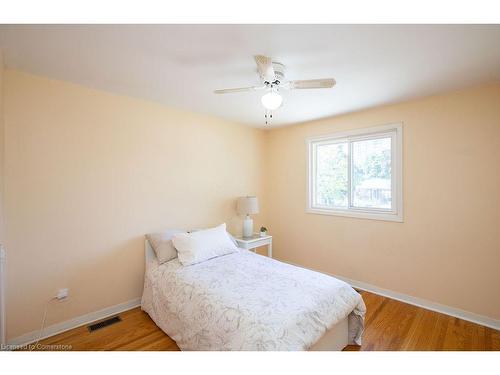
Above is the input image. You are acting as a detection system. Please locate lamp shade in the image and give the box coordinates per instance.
[237,196,259,215]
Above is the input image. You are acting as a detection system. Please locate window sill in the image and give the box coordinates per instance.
[306,207,403,222]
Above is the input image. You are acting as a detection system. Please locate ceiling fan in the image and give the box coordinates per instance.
[214,55,336,124]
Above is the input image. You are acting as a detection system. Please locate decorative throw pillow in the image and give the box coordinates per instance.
[172,223,238,266]
[146,229,185,264]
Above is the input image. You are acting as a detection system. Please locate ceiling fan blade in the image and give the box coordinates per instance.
[289,78,336,89]
[254,55,275,82]
[214,86,265,94]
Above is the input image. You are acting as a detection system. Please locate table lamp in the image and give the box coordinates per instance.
[237,196,259,238]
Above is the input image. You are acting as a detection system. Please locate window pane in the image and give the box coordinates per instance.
[352,137,392,209]
[315,142,348,208]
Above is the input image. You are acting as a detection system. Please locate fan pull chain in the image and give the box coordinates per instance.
[264,110,273,125]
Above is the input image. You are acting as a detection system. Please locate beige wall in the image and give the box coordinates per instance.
[3,68,500,341]
[3,70,265,340]
[0,51,5,344]
[0,51,4,243]
[263,83,500,320]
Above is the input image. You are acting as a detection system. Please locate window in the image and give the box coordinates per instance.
[307,123,403,222]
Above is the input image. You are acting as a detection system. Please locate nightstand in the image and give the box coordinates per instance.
[234,234,272,258]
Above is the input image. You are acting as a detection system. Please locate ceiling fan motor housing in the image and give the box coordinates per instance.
[270,62,285,83]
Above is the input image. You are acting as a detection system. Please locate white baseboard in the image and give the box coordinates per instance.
[7,297,142,348]
[283,260,500,331]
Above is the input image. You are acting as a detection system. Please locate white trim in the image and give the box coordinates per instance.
[305,123,404,143]
[306,207,404,222]
[6,297,141,348]
[283,259,500,331]
[306,122,403,223]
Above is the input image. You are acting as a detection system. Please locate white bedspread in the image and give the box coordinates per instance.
[141,249,365,351]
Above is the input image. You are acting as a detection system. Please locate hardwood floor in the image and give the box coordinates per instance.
[38,307,179,351]
[345,291,499,351]
[37,291,499,351]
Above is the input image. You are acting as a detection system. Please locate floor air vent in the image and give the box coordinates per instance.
[87,315,122,332]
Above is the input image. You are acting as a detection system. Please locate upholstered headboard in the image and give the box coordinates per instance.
[145,239,156,265]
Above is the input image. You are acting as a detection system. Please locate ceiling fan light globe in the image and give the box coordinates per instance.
[261,92,283,110]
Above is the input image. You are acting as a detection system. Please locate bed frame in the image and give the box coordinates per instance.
[144,239,348,351]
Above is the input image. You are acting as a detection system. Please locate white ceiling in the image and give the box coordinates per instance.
[1,25,499,127]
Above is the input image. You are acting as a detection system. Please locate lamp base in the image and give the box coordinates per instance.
[242,216,254,238]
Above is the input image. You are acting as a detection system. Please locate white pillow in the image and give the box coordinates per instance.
[172,223,237,266]
[146,229,185,264]
[190,227,239,247]
[226,232,239,247]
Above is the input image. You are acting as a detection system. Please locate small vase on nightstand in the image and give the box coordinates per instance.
[259,226,268,237]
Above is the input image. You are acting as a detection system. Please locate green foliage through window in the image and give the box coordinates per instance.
[314,136,392,209]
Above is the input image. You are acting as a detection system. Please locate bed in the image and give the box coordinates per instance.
[141,239,365,351]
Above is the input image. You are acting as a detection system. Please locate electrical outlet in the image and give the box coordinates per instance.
[56,288,69,300]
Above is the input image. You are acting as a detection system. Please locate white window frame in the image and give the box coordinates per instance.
[306,123,403,222]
